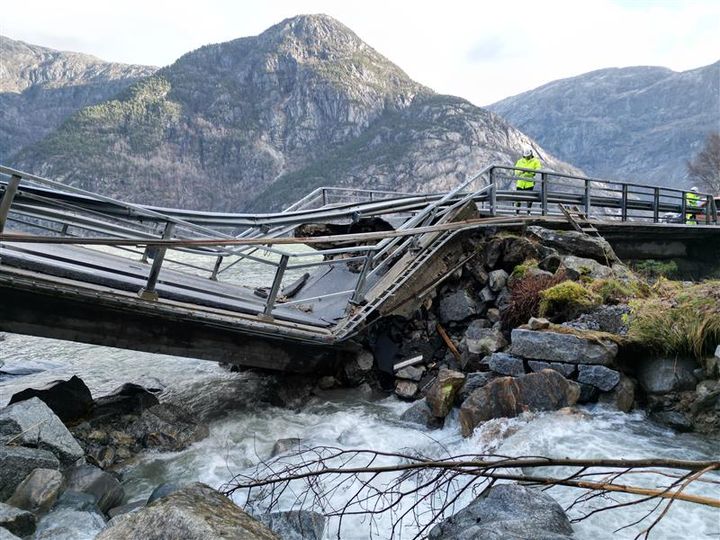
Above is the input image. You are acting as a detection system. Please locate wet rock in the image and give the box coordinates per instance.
[0,446,59,500]
[8,376,93,423]
[394,380,418,400]
[599,374,635,412]
[396,365,425,382]
[651,410,693,432]
[147,482,182,504]
[437,287,483,323]
[6,468,63,514]
[426,368,466,418]
[465,325,507,356]
[578,365,621,392]
[317,376,338,390]
[459,370,580,437]
[527,226,616,262]
[487,269,509,292]
[0,397,84,466]
[527,361,576,377]
[0,503,35,537]
[637,357,698,394]
[91,383,160,421]
[64,464,124,513]
[127,403,209,451]
[428,484,574,540]
[487,352,525,376]
[510,329,618,366]
[33,508,105,540]
[107,501,145,519]
[271,438,303,457]
[257,510,326,540]
[560,255,613,280]
[528,317,551,330]
[0,527,20,539]
[578,383,600,404]
[342,350,374,385]
[399,399,444,429]
[457,372,498,403]
[53,491,101,513]
[502,236,540,266]
[87,445,116,469]
[96,482,278,540]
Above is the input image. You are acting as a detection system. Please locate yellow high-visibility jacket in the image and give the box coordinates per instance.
[686,191,700,224]
[514,157,542,189]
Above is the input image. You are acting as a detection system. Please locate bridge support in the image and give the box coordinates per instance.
[138,222,176,301]
[0,174,21,233]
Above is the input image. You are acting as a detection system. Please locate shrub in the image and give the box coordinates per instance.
[589,278,636,305]
[538,281,602,321]
[501,271,566,329]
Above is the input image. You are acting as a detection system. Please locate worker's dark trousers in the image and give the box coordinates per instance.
[515,185,535,213]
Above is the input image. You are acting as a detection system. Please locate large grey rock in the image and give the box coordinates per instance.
[399,399,444,429]
[33,508,105,540]
[465,324,508,356]
[460,370,580,437]
[0,503,35,538]
[528,361,576,377]
[396,365,425,382]
[91,383,160,421]
[560,255,612,280]
[64,464,124,513]
[426,369,465,418]
[578,365,621,392]
[599,374,635,412]
[511,329,618,365]
[0,446,59,500]
[6,468,63,514]
[428,484,574,539]
[438,287,483,323]
[257,511,326,540]
[564,305,630,335]
[127,403,209,451]
[147,483,182,504]
[457,372,498,403]
[637,357,697,394]
[96,482,278,540]
[394,380,418,400]
[9,376,93,423]
[526,226,616,262]
[53,491,102,513]
[487,352,525,376]
[0,398,84,466]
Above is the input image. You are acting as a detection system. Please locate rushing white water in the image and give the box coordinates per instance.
[1,246,718,539]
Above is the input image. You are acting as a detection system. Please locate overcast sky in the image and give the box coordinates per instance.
[2,0,718,105]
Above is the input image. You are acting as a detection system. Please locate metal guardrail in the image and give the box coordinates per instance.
[0,163,717,341]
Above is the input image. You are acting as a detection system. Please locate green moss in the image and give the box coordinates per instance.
[511,259,539,280]
[632,259,679,279]
[589,278,636,304]
[539,280,602,319]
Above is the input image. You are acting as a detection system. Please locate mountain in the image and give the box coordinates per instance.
[488,62,720,188]
[0,35,156,160]
[9,15,577,211]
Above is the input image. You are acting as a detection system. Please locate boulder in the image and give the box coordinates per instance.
[0,398,84,466]
[428,484,574,540]
[6,468,63,514]
[91,383,160,421]
[457,372,498,403]
[64,464,124,513]
[426,369,466,418]
[0,446,59,500]
[637,357,698,394]
[465,325,507,356]
[528,317,550,330]
[650,410,693,432]
[502,236,540,266]
[465,257,489,286]
[564,305,630,335]
[147,482,183,504]
[394,380,418,400]
[96,483,278,540]
[479,285,496,303]
[578,365,621,392]
[271,438,303,457]
[510,329,618,366]
[486,308,501,323]
[487,352,525,376]
[527,226,616,263]
[8,376,93,423]
[342,350,374,385]
[33,508,106,540]
[0,503,35,538]
[459,370,580,437]
[53,491,102,513]
[483,237,504,268]
[107,501,145,519]
[560,255,613,280]
[396,365,425,382]
[599,374,636,412]
[399,399,444,429]
[578,383,600,404]
[317,376,338,390]
[527,361,576,378]
[539,253,562,274]
[127,403,209,451]
[437,287,483,323]
[257,511,326,540]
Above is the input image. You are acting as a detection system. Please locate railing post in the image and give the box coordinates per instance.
[350,250,373,305]
[653,188,660,223]
[681,191,687,224]
[584,179,591,217]
[541,173,548,216]
[489,171,497,216]
[321,188,327,207]
[60,223,70,235]
[0,174,21,234]
[210,255,224,280]
[138,222,175,301]
[621,184,628,222]
[263,254,289,318]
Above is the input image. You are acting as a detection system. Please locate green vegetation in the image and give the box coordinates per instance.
[510,259,539,280]
[632,259,679,279]
[588,277,647,304]
[627,280,720,360]
[539,280,602,319]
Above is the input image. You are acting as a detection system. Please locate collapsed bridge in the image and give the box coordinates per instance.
[0,164,717,372]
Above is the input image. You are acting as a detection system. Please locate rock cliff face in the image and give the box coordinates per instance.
[9,15,576,211]
[0,35,156,159]
[488,62,720,189]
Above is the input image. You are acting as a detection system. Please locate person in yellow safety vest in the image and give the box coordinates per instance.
[685,186,700,225]
[514,147,542,213]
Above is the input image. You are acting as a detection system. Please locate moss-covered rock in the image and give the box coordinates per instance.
[539,281,601,320]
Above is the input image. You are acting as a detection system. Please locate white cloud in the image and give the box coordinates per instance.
[1,0,717,105]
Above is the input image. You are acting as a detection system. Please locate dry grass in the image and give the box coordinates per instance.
[501,270,566,329]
